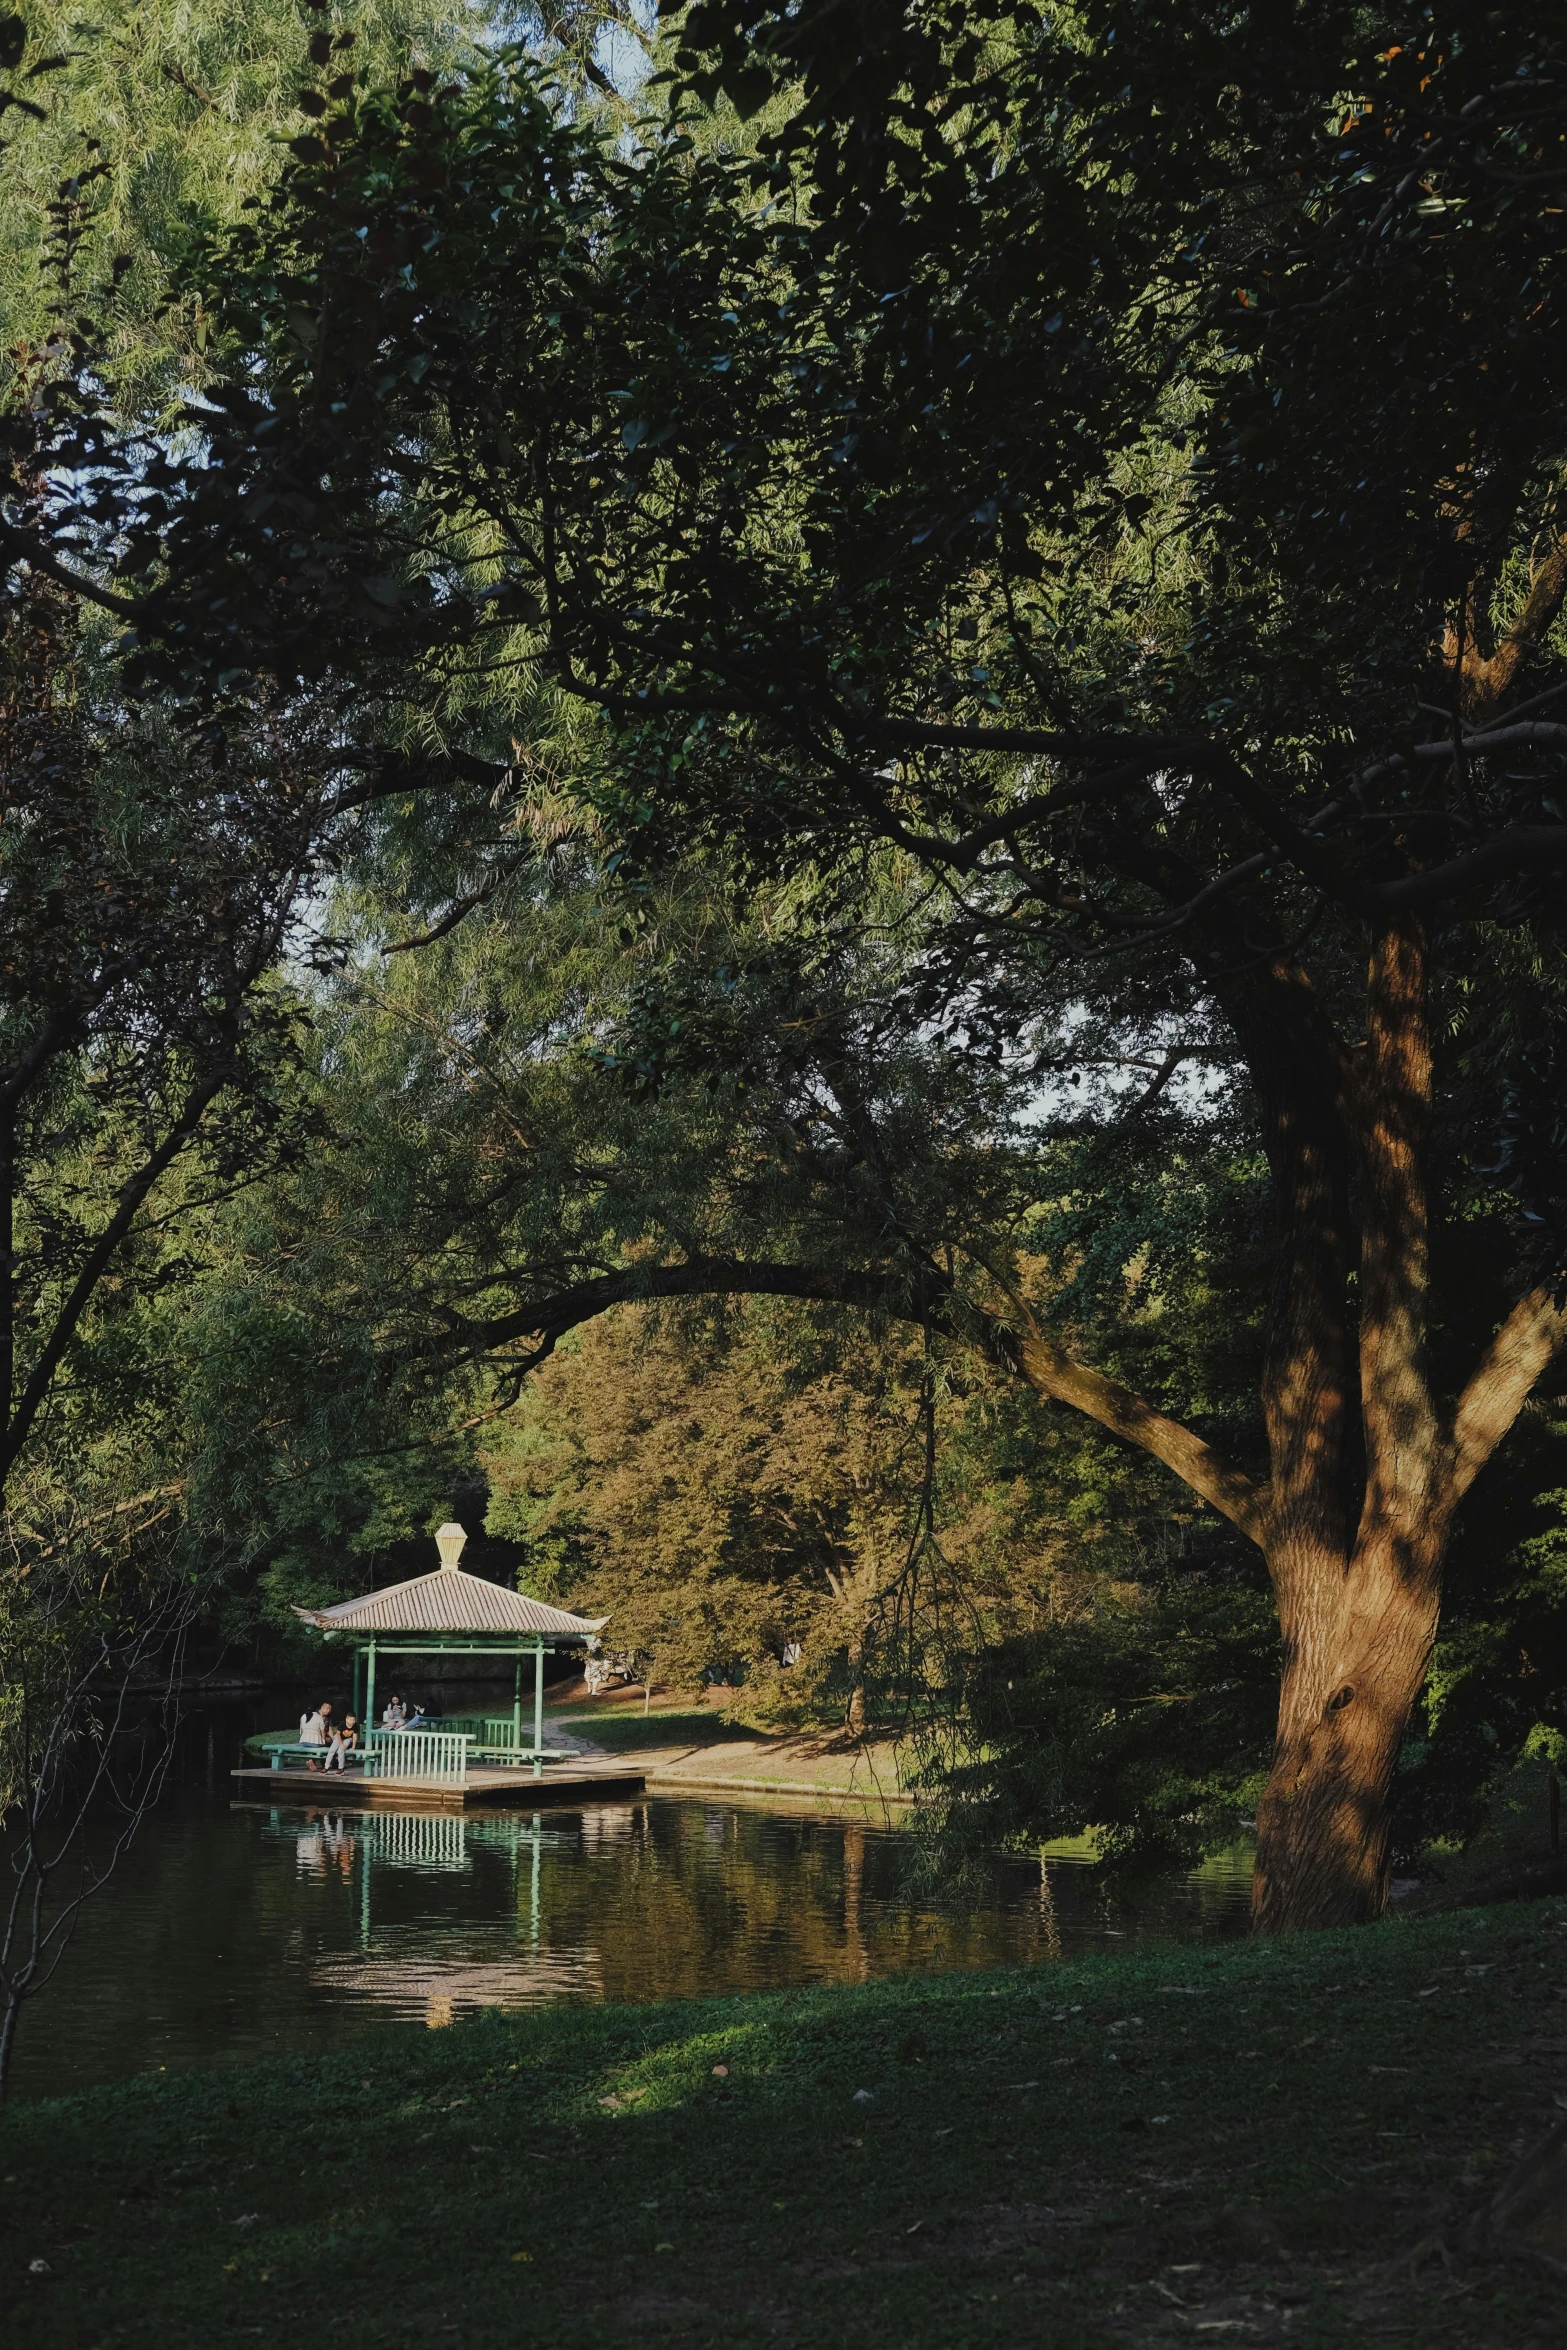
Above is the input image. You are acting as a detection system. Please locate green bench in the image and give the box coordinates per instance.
[246,1722,565,1775]
[256,1737,367,1771]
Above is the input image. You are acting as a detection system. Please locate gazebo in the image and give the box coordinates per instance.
[291,1522,607,1780]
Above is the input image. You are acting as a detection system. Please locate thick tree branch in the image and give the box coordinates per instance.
[457,1253,1269,1545]
[1354,917,1439,1542]
[1447,1285,1567,1504]
[463,1256,941,1362]
[1460,533,1567,720]
[1371,823,1567,910]
[1097,797,1363,1562]
[1012,1314,1270,1546]
[1213,951,1357,1566]
[1412,720,1567,759]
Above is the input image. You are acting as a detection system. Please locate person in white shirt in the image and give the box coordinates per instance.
[381,1694,407,1730]
[299,1703,327,1771]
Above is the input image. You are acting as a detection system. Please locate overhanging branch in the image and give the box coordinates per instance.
[1013,1313,1271,1546]
[448,1252,1269,1544]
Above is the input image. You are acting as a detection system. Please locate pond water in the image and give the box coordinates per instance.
[8,1709,1254,2104]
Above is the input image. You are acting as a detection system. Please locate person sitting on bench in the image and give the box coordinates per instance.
[324,1713,360,1773]
[381,1693,407,1730]
[299,1701,327,1771]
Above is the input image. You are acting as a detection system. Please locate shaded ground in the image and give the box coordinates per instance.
[3,1896,1563,2346]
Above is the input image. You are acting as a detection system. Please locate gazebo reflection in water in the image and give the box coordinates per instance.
[270,1800,594,2015]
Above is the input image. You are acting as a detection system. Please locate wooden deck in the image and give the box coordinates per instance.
[230,1762,646,1812]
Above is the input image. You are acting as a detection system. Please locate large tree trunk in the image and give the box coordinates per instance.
[1250,1275,1567,1928]
[1252,1529,1443,1929]
[1252,917,1446,1929]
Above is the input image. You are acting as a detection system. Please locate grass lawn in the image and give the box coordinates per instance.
[3,1896,1564,2348]
[548,1703,759,1753]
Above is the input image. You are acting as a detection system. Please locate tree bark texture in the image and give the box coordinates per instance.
[1252,1529,1443,1929]
[1253,919,1448,1929]
[1237,531,1567,1921]
[1053,897,1566,1929]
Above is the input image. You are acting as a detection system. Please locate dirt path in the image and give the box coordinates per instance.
[548,1699,912,1809]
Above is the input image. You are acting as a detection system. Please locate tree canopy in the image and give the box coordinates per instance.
[5,1,1567,1933]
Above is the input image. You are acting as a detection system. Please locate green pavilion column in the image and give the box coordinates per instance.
[533,1638,544,1779]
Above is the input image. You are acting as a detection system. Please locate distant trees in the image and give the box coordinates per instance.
[486,1302,933,1720]
[482,1292,1279,1800]
[180,846,1289,1821]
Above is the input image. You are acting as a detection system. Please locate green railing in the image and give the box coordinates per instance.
[248,1717,565,1777]
[365,1728,472,1788]
[391,1714,559,1762]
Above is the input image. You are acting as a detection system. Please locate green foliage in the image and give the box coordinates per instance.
[0,0,494,393]
[133,0,1567,1317]
[953,1567,1280,1870]
[485,1298,970,1721]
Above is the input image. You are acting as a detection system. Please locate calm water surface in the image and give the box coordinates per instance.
[11,1716,1253,2102]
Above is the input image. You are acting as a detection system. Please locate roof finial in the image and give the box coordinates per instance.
[434,1521,468,1572]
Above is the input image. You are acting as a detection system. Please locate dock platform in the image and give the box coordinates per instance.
[231,1763,646,1811]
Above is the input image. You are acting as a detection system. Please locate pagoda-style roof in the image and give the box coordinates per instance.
[293,1564,606,1641]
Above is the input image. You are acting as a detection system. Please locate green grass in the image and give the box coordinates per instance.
[4,1898,1565,2347]
[548,1704,762,1753]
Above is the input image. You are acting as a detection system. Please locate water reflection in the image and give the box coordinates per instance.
[301,1809,601,2019]
[9,1789,1253,2102]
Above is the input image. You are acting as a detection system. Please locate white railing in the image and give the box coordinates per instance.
[373,1812,470,1869]
[366,1729,472,1788]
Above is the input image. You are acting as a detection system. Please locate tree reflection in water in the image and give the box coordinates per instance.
[8,1793,1252,2100]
